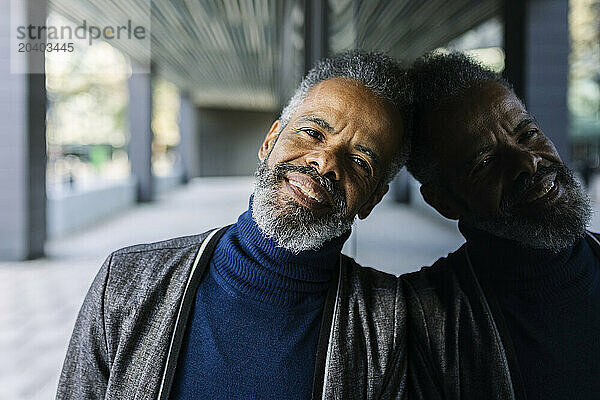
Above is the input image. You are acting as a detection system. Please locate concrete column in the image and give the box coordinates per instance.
[179,94,199,182]
[304,0,329,74]
[504,0,570,163]
[128,68,153,202]
[0,0,47,260]
[277,0,298,106]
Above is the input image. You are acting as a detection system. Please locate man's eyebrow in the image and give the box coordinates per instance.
[514,117,537,133]
[297,116,334,132]
[354,144,380,166]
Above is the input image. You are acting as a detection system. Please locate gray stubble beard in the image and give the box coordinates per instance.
[252,160,355,253]
[464,165,592,251]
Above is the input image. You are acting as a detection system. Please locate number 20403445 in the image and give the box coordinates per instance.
[18,42,74,52]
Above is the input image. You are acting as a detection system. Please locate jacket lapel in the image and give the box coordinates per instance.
[457,248,521,400]
[157,226,230,400]
[311,256,342,400]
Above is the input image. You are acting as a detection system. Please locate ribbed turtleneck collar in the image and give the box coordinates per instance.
[210,199,349,308]
[459,222,599,305]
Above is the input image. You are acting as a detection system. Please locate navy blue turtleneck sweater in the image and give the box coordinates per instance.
[461,224,600,400]
[170,203,347,399]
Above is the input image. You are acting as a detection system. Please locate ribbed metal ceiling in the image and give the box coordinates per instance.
[151,0,279,109]
[48,0,152,69]
[330,0,501,60]
[49,0,279,110]
[49,0,500,111]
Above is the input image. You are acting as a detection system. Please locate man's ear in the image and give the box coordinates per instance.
[258,120,281,161]
[358,184,389,220]
[419,184,465,220]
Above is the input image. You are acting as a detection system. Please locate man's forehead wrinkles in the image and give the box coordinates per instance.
[467,109,515,136]
[499,94,515,110]
[497,94,527,119]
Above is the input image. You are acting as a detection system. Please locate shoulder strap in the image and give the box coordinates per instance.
[158,225,230,400]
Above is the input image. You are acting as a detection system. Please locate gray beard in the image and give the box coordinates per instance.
[252,160,354,253]
[463,165,592,251]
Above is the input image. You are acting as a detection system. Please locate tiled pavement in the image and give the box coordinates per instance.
[0,260,98,400]
[3,176,599,399]
[0,177,260,400]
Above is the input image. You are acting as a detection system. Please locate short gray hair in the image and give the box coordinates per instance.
[279,50,411,185]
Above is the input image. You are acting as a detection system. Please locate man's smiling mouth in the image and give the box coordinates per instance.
[283,172,332,209]
[513,172,563,211]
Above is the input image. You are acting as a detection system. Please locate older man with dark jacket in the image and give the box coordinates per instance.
[57,51,411,400]
[402,52,600,399]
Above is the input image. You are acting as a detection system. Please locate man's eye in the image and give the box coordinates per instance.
[519,128,539,143]
[474,157,493,172]
[301,128,323,140]
[351,156,370,172]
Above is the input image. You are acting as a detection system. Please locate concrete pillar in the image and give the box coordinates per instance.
[504,0,570,163]
[277,0,299,106]
[0,0,47,260]
[179,94,199,182]
[128,68,153,202]
[304,0,329,74]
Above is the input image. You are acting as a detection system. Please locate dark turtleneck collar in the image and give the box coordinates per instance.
[459,222,599,306]
[209,198,350,308]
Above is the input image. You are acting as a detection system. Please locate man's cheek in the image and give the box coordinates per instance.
[489,191,505,216]
[345,191,362,215]
[469,189,498,217]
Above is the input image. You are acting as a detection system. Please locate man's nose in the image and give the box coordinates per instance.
[306,150,341,181]
[509,149,542,182]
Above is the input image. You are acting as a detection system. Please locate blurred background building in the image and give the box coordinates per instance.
[0,0,599,398]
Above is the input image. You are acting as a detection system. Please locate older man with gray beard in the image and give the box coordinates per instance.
[403,52,599,400]
[57,51,411,400]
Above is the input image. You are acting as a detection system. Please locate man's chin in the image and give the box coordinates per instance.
[467,166,592,250]
[276,194,332,218]
[468,199,590,251]
[252,203,354,253]
[253,185,352,254]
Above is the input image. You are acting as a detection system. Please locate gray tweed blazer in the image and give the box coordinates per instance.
[57,227,406,399]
